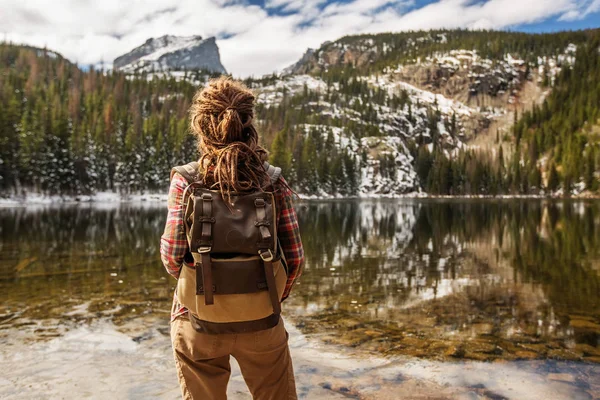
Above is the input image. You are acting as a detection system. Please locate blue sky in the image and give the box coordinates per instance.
[517,12,600,32]
[250,0,599,31]
[1,0,598,77]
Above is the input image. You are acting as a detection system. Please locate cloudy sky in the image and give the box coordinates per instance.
[1,0,599,77]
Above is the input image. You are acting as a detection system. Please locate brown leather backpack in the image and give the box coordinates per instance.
[171,161,288,334]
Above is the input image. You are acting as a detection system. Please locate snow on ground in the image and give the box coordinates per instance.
[0,192,168,206]
[297,124,360,151]
[122,70,208,87]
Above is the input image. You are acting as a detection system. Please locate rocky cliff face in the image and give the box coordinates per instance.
[284,38,379,75]
[252,31,585,196]
[251,74,474,195]
[283,37,536,109]
[113,35,226,74]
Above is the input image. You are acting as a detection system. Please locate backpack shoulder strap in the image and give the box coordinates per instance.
[263,161,282,185]
[171,161,201,184]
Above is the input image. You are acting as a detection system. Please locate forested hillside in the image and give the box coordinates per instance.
[513,35,600,194]
[0,44,209,194]
[257,29,600,196]
[286,29,592,75]
[0,28,599,198]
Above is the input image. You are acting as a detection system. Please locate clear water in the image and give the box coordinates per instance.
[0,199,598,399]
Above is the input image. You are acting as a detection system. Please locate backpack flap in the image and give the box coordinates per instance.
[189,189,277,255]
[188,188,278,310]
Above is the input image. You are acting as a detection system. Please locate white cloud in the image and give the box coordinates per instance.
[560,0,600,20]
[0,0,595,77]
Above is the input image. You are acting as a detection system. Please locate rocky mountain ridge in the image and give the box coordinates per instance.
[113,35,226,74]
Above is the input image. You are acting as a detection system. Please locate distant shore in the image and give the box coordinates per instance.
[2,190,600,206]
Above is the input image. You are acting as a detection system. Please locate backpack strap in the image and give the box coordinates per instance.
[255,197,282,316]
[174,161,277,184]
[263,161,281,185]
[171,161,201,183]
[197,193,215,306]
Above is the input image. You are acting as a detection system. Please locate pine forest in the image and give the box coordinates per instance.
[1,28,599,198]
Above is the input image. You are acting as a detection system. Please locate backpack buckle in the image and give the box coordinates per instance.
[198,246,212,254]
[258,249,274,262]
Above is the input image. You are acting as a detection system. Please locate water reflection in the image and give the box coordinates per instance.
[292,200,600,361]
[1,200,599,362]
[0,205,172,328]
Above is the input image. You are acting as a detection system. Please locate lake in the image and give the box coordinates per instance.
[0,199,599,399]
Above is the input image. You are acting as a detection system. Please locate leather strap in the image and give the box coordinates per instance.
[255,196,279,314]
[185,256,281,295]
[199,194,213,248]
[197,193,214,305]
[189,311,280,334]
[254,198,272,244]
[262,255,281,315]
[200,254,213,305]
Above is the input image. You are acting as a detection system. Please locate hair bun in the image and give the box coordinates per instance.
[189,76,269,202]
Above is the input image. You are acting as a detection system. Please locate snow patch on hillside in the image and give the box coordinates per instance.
[359,136,419,196]
[255,75,330,106]
[138,36,203,63]
[367,75,475,117]
[252,73,474,195]
[537,43,577,86]
[114,35,226,74]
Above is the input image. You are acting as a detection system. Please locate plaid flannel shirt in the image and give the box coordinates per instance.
[160,172,304,321]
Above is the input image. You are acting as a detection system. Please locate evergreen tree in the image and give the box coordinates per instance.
[584,148,597,191]
[547,162,560,192]
[270,127,291,173]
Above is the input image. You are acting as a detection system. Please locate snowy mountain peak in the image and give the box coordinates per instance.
[114,35,226,74]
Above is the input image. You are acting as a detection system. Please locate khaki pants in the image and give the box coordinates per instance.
[171,316,297,400]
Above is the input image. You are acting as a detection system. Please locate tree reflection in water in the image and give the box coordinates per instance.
[293,200,600,361]
[0,200,599,361]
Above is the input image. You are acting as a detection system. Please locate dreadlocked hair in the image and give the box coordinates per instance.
[189,76,270,202]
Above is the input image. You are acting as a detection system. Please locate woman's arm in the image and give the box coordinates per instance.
[160,172,191,279]
[275,177,305,300]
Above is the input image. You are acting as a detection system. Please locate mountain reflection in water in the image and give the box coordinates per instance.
[0,200,599,363]
[292,200,600,362]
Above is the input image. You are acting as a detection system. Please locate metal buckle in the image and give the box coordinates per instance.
[258,249,274,262]
[198,246,212,254]
[254,198,265,206]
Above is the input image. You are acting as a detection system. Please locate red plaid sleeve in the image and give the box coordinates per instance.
[160,173,190,280]
[274,177,305,300]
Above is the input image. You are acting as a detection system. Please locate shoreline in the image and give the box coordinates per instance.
[2,191,600,207]
[0,315,597,400]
